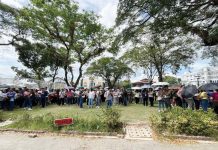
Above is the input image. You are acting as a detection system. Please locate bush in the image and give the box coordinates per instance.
[8,113,59,131]
[150,107,218,139]
[5,108,124,133]
[101,108,123,133]
[64,117,106,132]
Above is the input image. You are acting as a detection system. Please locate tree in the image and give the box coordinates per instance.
[17,0,110,87]
[86,57,134,89]
[163,76,179,85]
[116,80,131,89]
[123,36,195,82]
[11,38,54,88]
[116,0,218,46]
[0,2,23,45]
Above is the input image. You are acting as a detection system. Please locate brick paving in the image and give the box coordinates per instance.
[125,124,152,139]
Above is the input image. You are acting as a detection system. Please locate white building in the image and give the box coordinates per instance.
[181,67,218,86]
[81,76,105,89]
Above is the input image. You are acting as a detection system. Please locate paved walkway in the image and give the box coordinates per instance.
[125,123,152,140]
[0,132,218,150]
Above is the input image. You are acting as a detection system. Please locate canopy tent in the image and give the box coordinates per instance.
[152,82,169,86]
[0,84,10,89]
[141,84,151,89]
[131,87,141,90]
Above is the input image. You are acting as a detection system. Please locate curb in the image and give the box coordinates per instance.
[0,128,124,138]
[165,134,216,142]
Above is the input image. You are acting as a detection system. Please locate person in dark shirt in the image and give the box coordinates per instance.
[41,88,48,108]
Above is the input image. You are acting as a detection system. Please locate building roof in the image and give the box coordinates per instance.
[131,78,149,84]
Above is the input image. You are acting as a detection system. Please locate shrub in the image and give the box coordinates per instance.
[150,107,218,139]
[6,108,124,133]
[101,108,123,133]
[8,113,59,131]
[64,117,106,132]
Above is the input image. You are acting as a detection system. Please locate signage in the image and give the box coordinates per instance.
[54,118,73,126]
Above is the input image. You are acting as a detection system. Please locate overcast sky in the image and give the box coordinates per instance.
[0,0,210,80]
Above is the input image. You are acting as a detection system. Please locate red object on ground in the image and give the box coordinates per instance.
[54,118,73,126]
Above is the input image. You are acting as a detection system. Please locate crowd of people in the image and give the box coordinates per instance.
[0,85,218,113]
[156,86,218,113]
[0,87,132,111]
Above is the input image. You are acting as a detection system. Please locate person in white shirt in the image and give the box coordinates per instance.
[59,89,65,105]
[134,90,140,104]
[157,88,165,112]
[88,89,95,108]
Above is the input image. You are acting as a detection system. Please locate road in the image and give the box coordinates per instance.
[0,132,218,150]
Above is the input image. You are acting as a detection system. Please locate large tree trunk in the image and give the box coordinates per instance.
[157,69,163,82]
[64,65,70,86]
[68,67,74,86]
[74,65,83,88]
[107,79,113,89]
[52,67,58,83]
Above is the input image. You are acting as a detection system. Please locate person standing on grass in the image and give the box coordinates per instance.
[23,89,30,110]
[41,88,48,108]
[148,88,155,107]
[122,89,128,106]
[157,88,165,112]
[59,89,65,105]
[88,89,95,108]
[212,89,218,113]
[66,89,73,105]
[79,90,85,108]
[29,89,36,110]
[96,89,101,108]
[199,89,209,112]
[105,89,113,108]
[118,89,123,105]
[7,88,16,111]
[162,86,171,109]
[141,89,147,106]
[134,90,140,104]
[193,91,200,110]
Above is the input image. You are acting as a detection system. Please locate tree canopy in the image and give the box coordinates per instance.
[163,76,179,85]
[0,2,22,45]
[116,0,218,47]
[86,57,134,89]
[16,0,110,87]
[11,39,52,87]
[123,36,195,82]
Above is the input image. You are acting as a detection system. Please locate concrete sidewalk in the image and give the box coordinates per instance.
[0,132,218,150]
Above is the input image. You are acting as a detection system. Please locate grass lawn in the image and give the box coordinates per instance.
[1,103,158,123]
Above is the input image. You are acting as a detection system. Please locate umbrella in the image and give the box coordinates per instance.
[181,85,198,98]
[141,84,151,89]
[199,83,218,92]
[131,87,141,90]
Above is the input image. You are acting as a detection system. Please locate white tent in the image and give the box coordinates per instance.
[152,82,169,86]
[131,87,141,90]
[141,85,151,89]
